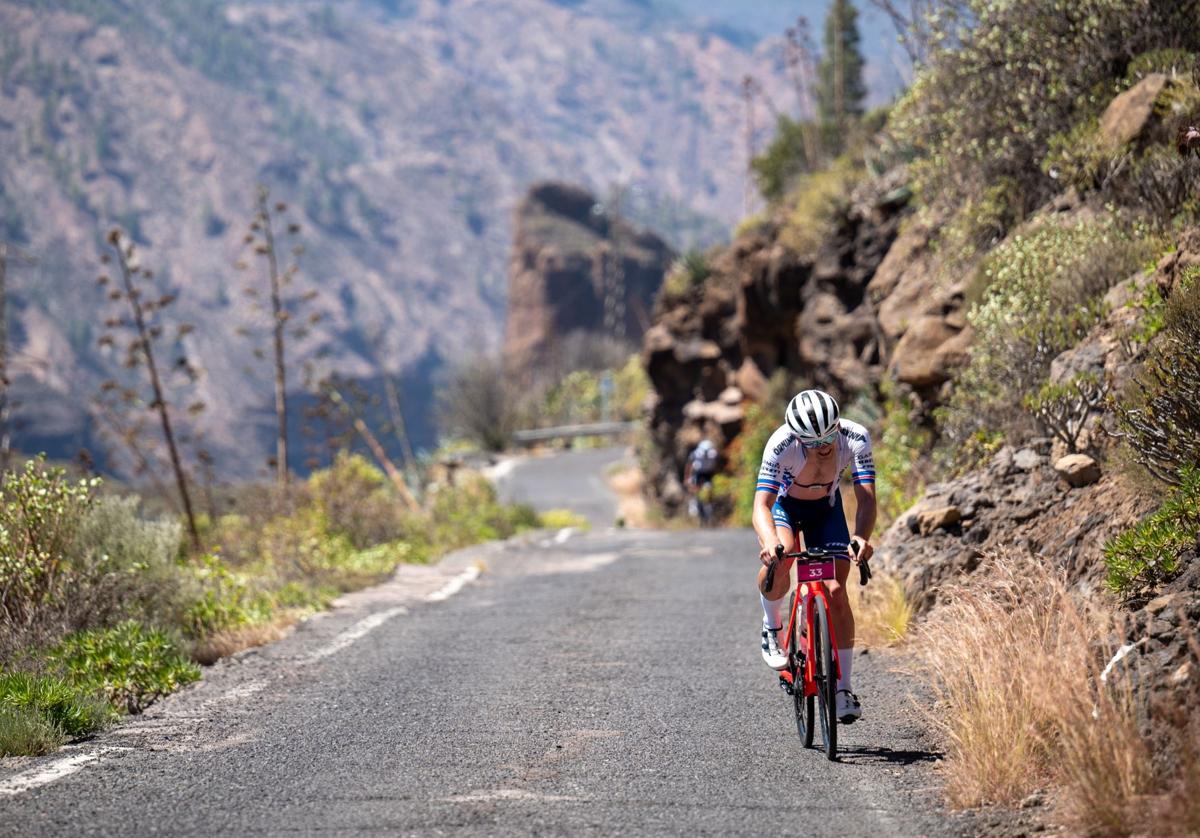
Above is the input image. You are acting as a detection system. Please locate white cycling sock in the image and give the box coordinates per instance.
[837,648,853,692]
[760,593,785,631]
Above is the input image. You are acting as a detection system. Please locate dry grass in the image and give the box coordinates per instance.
[190,616,294,666]
[911,552,1155,820]
[849,571,911,649]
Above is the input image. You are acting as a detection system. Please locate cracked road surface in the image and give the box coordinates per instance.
[0,448,967,836]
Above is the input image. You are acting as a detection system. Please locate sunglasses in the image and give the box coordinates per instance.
[800,429,839,449]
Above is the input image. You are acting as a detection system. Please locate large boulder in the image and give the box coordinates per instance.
[888,315,972,389]
[1099,73,1172,149]
[1055,454,1101,487]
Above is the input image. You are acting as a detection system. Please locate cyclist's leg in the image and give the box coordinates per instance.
[758,499,800,629]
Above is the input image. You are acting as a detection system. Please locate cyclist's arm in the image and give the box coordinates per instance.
[847,422,877,561]
[754,425,795,563]
[753,490,779,561]
[849,480,878,557]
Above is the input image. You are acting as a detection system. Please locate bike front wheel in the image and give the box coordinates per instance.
[792,617,814,747]
[813,594,837,761]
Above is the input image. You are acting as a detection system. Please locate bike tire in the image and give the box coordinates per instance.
[792,600,814,747]
[813,595,838,761]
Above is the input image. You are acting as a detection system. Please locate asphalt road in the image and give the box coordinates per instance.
[488,445,630,529]
[0,451,971,836]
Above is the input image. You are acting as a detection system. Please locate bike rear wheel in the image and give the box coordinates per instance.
[813,595,837,760]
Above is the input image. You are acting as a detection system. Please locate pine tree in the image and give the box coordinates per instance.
[816,0,867,144]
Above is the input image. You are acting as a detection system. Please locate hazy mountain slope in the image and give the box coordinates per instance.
[0,0,789,476]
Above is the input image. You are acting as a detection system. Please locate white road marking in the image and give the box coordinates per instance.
[426,565,481,603]
[484,458,519,481]
[305,606,408,664]
[211,680,268,706]
[443,788,582,804]
[537,552,620,575]
[0,748,129,797]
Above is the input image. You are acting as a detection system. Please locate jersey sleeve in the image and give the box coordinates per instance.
[756,427,791,495]
[849,428,875,486]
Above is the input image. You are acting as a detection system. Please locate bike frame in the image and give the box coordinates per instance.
[777,571,841,698]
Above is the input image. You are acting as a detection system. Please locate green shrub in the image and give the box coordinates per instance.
[1113,272,1200,484]
[0,459,98,627]
[1024,372,1108,454]
[1104,467,1200,593]
[47,621,200,714]
[0,705,64,757]
[1120,278,1168,352]
[932,178,1022,270]
[0,672,112,738]
[306,453,402,549]
[66,495,191,631]
[891,0,1199,229]
[1125,48,1197,81]
[183,553,268,637]
[779,157,861,256]
[418,476,538,554]
[874,384,931,526]
[938,214,1160,460]
[658,250,713,305]
[751,115,821,203]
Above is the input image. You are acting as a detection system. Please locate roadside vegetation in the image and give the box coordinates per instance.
[0,453,544,757]
[911,555,1179,832]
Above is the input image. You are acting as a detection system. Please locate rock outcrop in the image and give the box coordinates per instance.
[640,170,975,512]
[504,182,673,373]
[878,439,1153,614]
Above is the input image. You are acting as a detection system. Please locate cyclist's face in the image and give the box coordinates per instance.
[809,440,835,458]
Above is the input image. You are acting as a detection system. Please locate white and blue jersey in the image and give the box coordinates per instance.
[755,419,874,556]
[755,419,876,504]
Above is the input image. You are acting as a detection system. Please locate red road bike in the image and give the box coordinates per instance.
[764,544,870,761]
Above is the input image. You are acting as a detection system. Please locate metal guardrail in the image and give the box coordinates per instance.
[511,421,639,445]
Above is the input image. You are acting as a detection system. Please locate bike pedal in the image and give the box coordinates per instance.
[778,678,794,696]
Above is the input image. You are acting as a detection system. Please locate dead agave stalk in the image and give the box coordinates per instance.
[102,229,200,549]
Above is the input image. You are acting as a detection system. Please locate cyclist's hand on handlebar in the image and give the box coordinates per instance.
[759,542,781,566]
[849,535,874,564]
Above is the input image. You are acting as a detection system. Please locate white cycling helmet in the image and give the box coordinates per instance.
[785,389,840,441]
[696,439,714,451]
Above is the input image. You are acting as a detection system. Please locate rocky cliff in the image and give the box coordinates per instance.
[0,0,790,477]
[504,182,672,373]
[640,168,973,512]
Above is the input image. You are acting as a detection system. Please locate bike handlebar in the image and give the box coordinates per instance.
[762,543,872,591]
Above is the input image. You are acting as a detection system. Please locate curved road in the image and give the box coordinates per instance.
[0,451,970,836]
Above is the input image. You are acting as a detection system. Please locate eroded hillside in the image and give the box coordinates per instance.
[0,0,786,475]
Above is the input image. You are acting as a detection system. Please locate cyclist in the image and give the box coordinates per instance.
[684,438,718,521]
[752,389,875,724]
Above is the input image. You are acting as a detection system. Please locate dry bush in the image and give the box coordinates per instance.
[190,617,292,667]
[912,552,1153,819]
[849,571,911,648]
